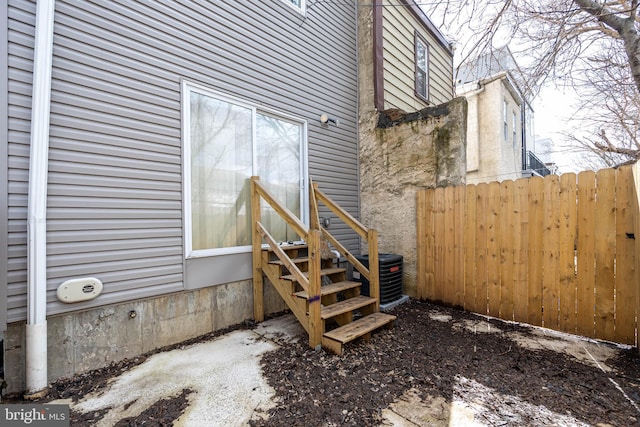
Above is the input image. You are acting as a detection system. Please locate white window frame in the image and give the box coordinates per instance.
[415,33,429,102]
[182,81,309,259]
[512,111,517,147]
[282,0,306,13]
[503,100,509,142]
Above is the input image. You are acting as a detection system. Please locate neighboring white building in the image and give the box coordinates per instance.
[456,47,551,184]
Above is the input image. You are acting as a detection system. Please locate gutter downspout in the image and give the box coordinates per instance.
[25,0,55,399]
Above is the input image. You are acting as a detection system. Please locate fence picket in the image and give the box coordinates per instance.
[594,169,617,341]
[615,166,637,345]
[558,173,578,334]
[464,185,478,312]
[543,175,561,329]
[513,178,529,323]
[577,171,597,338]
[528,177,545,326]
[454,186,465,308]
[476,183,489,315]
[433,187,445,302]
[444,187,456,304]
[500,180,515,320]
[487,182,501,317]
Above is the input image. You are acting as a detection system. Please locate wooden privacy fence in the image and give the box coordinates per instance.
[417,165,640,347]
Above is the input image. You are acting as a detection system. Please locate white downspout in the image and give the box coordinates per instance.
[25,0,55,399]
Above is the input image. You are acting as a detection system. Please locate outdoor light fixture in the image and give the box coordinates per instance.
[320,114,339,126]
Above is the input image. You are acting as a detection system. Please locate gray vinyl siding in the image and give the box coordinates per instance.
[1,0,8,334]
[6,0,359,322]
[7,0,34,325]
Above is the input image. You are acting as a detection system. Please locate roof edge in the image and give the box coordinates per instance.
[399,0,453,56]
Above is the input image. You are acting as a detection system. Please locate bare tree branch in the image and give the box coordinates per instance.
[427,0,640,169]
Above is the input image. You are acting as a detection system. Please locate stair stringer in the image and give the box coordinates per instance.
[261,260,310,334]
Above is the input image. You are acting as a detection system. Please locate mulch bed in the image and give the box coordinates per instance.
[251,300,640,426]
[4,300,639,426]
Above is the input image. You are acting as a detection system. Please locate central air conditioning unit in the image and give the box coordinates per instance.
[354,254,403,305]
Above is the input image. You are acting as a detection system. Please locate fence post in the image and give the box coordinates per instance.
[368,229,380,312]
[633,163,640,351]
[307,229,323,349]
[251,177,264,323]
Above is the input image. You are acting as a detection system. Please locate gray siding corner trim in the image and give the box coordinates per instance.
[1,1,8,334]
[373,0,385,111]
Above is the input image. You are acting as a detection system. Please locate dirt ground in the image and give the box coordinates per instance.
[6,299,640,426]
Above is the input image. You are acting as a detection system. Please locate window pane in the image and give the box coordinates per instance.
[416,70,426,97]
[190,93,253,251]
[416,41,426,70]
[503,101,508,141]
[257,113,301,243]
[415,37,428,98]
[513,112,517,146]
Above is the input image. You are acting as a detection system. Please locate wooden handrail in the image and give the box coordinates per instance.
[252,177,309,239]
[256,221,309,294]
[252,176,317,327]
[320,228,370,282]
[309,178,321,230]
[313,184,367,238]
[311,182,380,309]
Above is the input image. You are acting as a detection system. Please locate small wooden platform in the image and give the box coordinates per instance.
[322,312,396,355]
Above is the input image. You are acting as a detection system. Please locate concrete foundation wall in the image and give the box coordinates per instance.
[4,280,286,394]
[359,98,467,297]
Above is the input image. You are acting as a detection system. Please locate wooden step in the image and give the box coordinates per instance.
[281,267,346,282]
[322,312,396,355]
[320,295,376,319]
[269,257,308,266]
[293,280,361,299]
[261,243,307,252]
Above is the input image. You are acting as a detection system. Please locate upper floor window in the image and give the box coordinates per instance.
[283,0,306,13]
[512,111,517,147]
[503,100,509,142]
[415,33,429,101]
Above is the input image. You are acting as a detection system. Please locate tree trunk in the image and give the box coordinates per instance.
[573,0,640,95]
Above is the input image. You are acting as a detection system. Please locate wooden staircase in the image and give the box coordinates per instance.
[251,177,396,355]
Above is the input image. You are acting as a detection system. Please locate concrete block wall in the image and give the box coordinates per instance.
[3,280,287,394]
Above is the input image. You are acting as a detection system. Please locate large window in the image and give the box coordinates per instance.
[183,83,306,258]
[415,33,429,101]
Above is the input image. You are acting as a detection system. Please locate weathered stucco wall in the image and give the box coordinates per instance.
[359,98,467,297]
[4,281,286,394]
[460,77,523,184]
